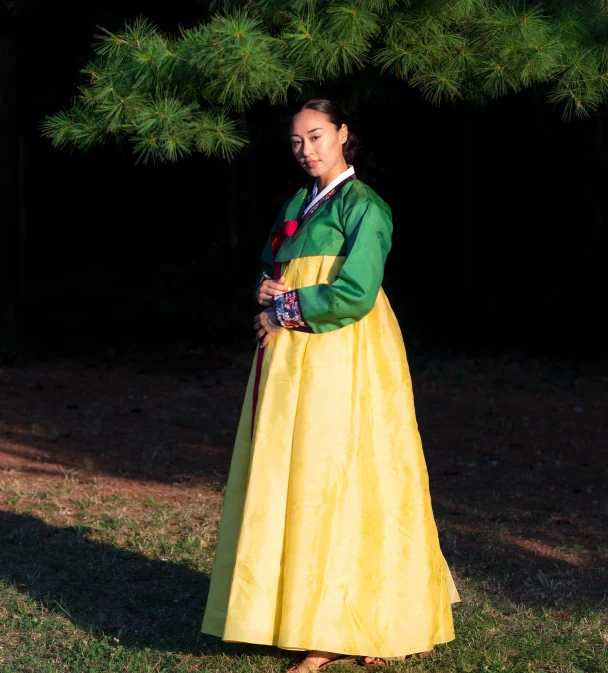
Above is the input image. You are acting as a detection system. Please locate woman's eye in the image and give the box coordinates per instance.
[311,136,320,140]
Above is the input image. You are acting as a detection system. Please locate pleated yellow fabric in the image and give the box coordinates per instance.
[201,254,460,658]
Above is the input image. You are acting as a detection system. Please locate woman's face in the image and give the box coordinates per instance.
[290,109,348,182]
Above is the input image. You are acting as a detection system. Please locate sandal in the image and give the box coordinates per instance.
[287,654,357,672]
[360,657,407,667]
[361,651,433,666]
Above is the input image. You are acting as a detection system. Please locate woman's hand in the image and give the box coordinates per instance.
[253,308,283,348]
[257,275,290,307]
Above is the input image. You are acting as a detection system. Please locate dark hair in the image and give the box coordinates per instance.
[293,97,361,163]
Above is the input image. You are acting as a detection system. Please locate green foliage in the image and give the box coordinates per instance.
[42,1,608,162]
[41,16,252,164]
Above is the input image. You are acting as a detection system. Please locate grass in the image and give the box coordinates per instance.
[1,479,606,673]
[1,353,607,672]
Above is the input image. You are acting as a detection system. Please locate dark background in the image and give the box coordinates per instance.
[2,1,607,360]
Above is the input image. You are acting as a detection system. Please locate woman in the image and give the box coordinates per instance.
[201,98,460,671]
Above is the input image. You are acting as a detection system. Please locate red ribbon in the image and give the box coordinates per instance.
[271,219,299,258]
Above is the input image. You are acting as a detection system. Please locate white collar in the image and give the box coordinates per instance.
[304,165,355,216]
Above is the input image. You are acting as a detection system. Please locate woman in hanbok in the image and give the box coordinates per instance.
[201,98,460,671]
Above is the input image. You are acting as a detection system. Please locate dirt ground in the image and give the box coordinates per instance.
[1,350,607,601]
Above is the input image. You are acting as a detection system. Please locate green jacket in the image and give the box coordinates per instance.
[259,179,393,334]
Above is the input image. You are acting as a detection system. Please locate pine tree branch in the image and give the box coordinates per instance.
[42,1,608,163]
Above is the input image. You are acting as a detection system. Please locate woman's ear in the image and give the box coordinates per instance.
[339,123,348,145]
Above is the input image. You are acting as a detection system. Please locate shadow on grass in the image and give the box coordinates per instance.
[1,353,606,494]
[0,354,246,485]
[2,501,606,670]
[433,498,608,611]
[1,354,607,643]
[0,510,246,657]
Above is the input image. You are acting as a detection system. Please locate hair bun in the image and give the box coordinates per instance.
[343,131,361,163]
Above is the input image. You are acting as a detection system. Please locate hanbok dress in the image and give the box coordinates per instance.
[201,166,460,658]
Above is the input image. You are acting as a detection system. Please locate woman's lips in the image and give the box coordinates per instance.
[306,160,319,169]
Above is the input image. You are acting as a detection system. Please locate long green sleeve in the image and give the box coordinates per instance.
[275,185,393,334]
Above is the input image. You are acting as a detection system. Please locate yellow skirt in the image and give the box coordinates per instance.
[201,255,460,658]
